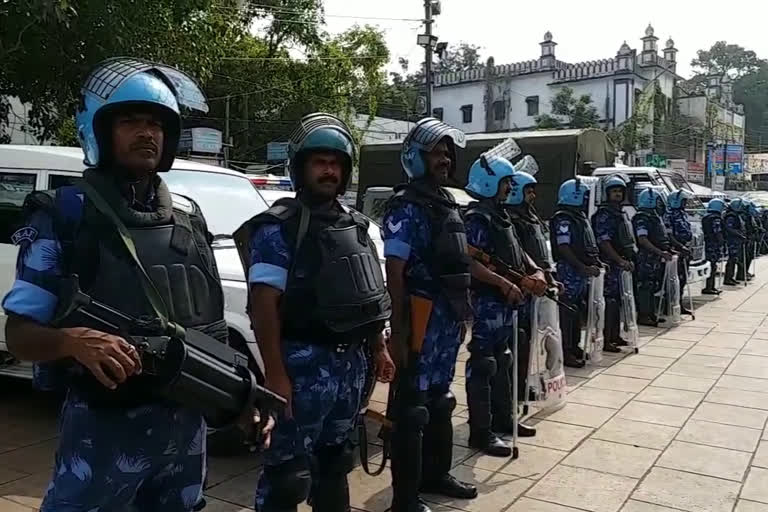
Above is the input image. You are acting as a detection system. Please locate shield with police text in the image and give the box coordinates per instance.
[527,296,567,412]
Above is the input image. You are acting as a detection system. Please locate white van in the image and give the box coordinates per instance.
[0,145,269,379]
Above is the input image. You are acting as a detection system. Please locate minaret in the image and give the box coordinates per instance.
[539,31,557,69]
[640,23,659,65]
[663,37,678,72]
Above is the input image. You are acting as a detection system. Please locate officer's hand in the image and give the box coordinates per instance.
[554,281,566,296]
[62,327,142,390]
[661,251,673,261]
[584,265,601,278]
[521,275,548,297]
[501,280,524,305]
[239,408,276,451]
[619,259,634,272]
[374,346,395,383]
[266,372,294,420]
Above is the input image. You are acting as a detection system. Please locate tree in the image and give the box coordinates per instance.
[435,43,482,74]
[691,41,765,79]
[0,0,248,142]
[536,87,599,129]
[734,63,768,152]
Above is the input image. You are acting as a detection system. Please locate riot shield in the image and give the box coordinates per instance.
[716,259,725,289]
[527,296,567,412]
[619,270,639,352]
[663,255,681,325]
[583,268,606,364]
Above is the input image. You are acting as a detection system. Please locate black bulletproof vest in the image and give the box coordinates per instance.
[506,205,551,270]
[595,204,637,259]
[387,182,472,320]
[725,210,744,233]
[633,210,669,251]
[549,207,599,265]
[742,213,755,236]
[247,198,390,343]
[702,212,719,239]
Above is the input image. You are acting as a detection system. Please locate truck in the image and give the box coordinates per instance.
[356,128,615,220]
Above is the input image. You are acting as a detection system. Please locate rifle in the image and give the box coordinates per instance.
[360,294,432,476]
[467,245,577,314]
[54,275,287,444]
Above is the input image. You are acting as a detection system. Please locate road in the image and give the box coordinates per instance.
[3,262,768,512]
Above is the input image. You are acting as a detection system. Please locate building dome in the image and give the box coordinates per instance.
[544,31,553,42]
[666,37,675,49]
[645,24,655,37]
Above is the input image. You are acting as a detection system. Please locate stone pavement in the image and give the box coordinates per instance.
[5,263,768,512]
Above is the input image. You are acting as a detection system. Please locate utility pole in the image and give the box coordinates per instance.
[423,0,434,115]
[224,95,231,168]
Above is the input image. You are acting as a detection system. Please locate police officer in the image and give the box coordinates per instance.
[463,157,546,457]
[550,179,601,368]
[1,58,269,511]
[504,172,564,411]
[723,198,747,286]
[243,113,394,512]
[592,175,635,352]
[702,198,726,295]
[633,189,673,326]
[760,207,768,255]
[738,199,756,282]
[383,118,477,512]
[665,190,694,316]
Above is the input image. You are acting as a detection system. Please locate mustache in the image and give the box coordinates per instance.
[318,175,339,184]
[130,141,158,152]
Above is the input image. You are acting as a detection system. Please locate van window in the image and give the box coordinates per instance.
[0,173,36,244]
[49,174,79,190]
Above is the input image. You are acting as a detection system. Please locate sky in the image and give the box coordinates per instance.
[321,0,766,80]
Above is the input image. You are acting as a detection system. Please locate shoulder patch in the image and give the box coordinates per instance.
[11,226,38,245]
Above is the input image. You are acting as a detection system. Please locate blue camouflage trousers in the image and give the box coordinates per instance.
[41,396,206,512]
[413,298,463,393]
[604,263,622,300]
[256,340,366,509]
[468,294,514,356]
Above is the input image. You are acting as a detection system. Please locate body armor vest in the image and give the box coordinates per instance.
[596,205,637,259]
[55,181,227,406]
[246,198,390,343]
[388,182,472,320]
[633,210,669,251]
[550,208,599,265]
[466,201,526,299]
[506,205,551,270]
[702,212,718,239]
[724,211,744,235]
[742,214,755,236]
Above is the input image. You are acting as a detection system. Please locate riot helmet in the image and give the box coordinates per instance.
[707,198,726,213]
[286,113,356,194]
[506,171,537,206]
[465,155,516,199]
[77,57,209,172]
[729,198,744,212]
[637,188,664,210]
[400,117,466,180]
[557,178,590,208]
[668,189,694,210]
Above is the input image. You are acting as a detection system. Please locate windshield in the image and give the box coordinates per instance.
[163,169,268,236]
[660,172,705,211]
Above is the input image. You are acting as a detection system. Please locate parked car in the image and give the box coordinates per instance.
[0,145,269,379]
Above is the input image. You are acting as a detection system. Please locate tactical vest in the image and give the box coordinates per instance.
[46,179,227,406]
[702,212,719,239]
[245,198,390,343]
[742,213,755,236]
[506,205,551,270]
[387,182,472,320]
[549,207,599,265]
[724,210,744,234]
[633,210,669,251]
[465,201,526,299]
[596,205,637,259]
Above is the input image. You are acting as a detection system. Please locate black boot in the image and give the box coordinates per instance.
[466,354,511,457]
[703,271,718,294]
[565,353,586,368]
[390,389,430,512]
[421,392,477,500]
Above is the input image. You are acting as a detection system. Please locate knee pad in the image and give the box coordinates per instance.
[263,458,312,509]
[468,355,497,378]
[314,442,355,476]
[429,391,457,422]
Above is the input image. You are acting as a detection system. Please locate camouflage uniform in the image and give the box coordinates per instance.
[666,209,692,305]
[633,211,666,318]
[248,223,367,510]
[2,185,207,512]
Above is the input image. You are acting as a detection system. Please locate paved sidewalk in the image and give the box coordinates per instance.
[4,262,768,511]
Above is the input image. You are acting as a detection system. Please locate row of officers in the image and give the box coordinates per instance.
[2,58,766,512]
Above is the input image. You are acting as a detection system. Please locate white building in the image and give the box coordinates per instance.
[4,97,44,145]
[432,25,680,134]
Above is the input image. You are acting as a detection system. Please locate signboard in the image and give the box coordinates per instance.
[267,142,289,163]
[645,154,667,168]
[712,175,726,192]
[708,144,744,176]
[746,153,768,175]
[178,127,222,154]
[687,161,705,184]
[667,159,687,177]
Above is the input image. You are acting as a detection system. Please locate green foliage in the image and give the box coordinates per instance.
[0,0,249,142]
[536,87,599,129]
[691,41,765,78]
[734,63,768,151]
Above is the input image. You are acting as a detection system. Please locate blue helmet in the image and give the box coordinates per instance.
[730,198,744,212]
[401,117,467,179]
[77,57,208,172]
[749,201,760,216]
[668,189,694,209]
[637,188,663,210]
[600,174,628,203]
[506,171,537,206]
[287,113,356,193]
[557,179,590,207]
[707,198,726,213]
[465,155,516,199]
